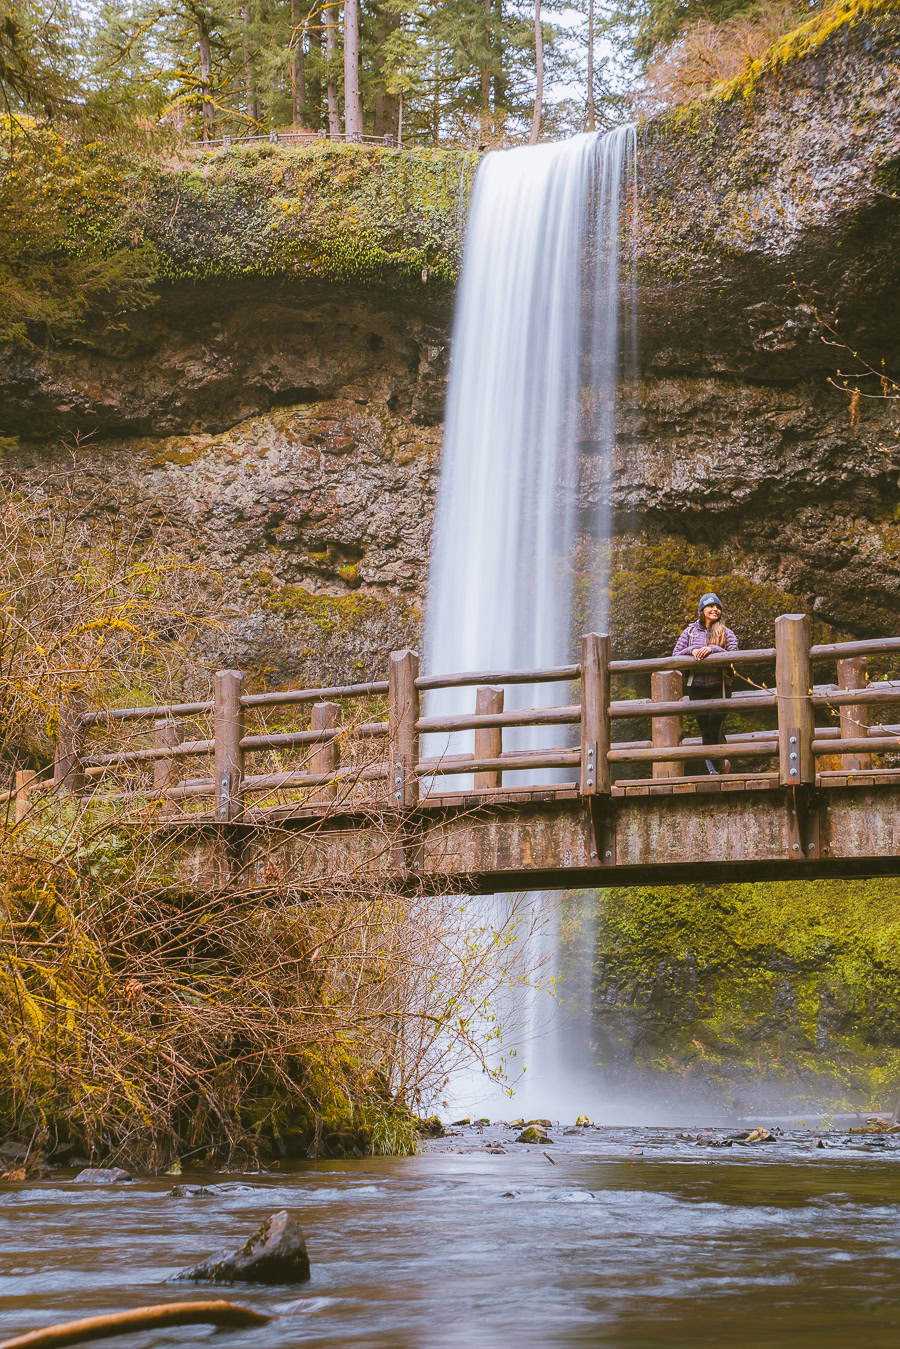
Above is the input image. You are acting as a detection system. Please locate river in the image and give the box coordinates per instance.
[2,1123,899,1347]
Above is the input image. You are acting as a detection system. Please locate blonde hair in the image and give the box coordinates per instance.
[707,620,728,647]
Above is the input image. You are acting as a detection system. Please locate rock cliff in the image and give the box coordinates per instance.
[3,9,898,686]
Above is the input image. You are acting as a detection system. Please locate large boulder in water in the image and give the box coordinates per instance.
[73,1167,132,1183]
[173,1210,311,1285]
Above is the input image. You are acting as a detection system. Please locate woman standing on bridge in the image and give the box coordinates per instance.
[673,593,739,776]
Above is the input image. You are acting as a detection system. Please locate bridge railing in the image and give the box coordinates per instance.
[11,614,900,822]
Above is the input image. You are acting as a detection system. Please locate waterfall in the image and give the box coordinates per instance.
[424,127,637,1118]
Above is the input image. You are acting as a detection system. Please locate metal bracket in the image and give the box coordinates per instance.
[586,795,616,867]
[787,785,820,860]
[786,727,801,784]
[393,758,405,806]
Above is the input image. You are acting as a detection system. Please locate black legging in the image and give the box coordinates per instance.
[688,682,731,746]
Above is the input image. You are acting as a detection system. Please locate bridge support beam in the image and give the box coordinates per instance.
[474,687,504,789]
[214,669,245,822]
[775,614,815,787]
[310,701,341,799]
[54,690,87,794]
[651,670,684,779]
[389,649,419,808]
[154,720,185,797]
[837,656,872,772]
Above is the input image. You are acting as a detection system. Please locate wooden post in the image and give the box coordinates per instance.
[214,670,245,822]
[14,770,34,823]
[310,701,341,798]
[53,691,87,793]
[651,670,684,779]
[837,655,872,772]
[474,686,504,789]
[581,633,611,795]
[775,614,815,786]
[389,650,419,807]
[154,720,185,796]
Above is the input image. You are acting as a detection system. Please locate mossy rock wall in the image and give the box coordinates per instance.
[558,880,900,1113]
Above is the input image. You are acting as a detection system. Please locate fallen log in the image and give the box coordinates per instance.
[0,1299,270,1349]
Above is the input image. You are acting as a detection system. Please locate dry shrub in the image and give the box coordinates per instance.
[0,470,550,1170]
[639,3,817,112]
[1,795,546,1170]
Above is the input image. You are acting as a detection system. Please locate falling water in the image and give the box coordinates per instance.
[424,127,637,1119]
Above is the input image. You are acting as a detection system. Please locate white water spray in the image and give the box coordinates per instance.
[425,127,637,1120]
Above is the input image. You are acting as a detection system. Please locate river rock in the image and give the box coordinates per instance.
[516,1127,552,1144]
[168,1184,216,1197]
[174,1210,310,1285]
[0,1142,28,1162]
[416,1116,446,1138]
[73,1167,133,1183]
[575,1115,592,1127]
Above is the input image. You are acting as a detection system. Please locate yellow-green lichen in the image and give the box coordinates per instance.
[711,0,899,104]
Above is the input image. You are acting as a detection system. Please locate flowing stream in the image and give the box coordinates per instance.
[424,128,637,1118]
[3,1131,900,1347]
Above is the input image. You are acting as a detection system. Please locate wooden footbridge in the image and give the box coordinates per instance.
[19,614,900,892]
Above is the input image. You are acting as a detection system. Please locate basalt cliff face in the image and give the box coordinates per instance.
[3,10,899,687]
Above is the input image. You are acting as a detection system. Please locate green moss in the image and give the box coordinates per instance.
[134,142,477,293]
[711,0,900,104]
[575,537,840,660]
[263,582,387,631]
[561,879,900,1111]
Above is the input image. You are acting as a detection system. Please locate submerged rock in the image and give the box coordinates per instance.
[168,1184,216,1197]
[174,1210,311,1285]
[73,1167,133,1183]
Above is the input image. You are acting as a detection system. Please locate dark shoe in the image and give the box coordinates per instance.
[720,759,731,775]
[705,758,719,776]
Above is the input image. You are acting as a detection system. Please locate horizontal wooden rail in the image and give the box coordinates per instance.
[241,681,389,707]
[608,741,773,765]
[415,664,579,692]
[609,692,775,719]
[608,647,775,675]
[813,735,900,755]
[416,748,580,777]
[810,637,900,659]
[81,700,213,726]
[243,764,389,792]
[82,739,214,768]
[811,682,900,708]
[416,705,580,733]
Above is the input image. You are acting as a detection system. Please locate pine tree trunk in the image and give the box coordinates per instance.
[493,0,505,134]
[241,5,259,125]
[586,0,595,131]
[529,0,543,145]
[290,0,306,128]
[343,0,364,138]
[325,3,341,139]
[197,18,214,141]
[480,0,491,137]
